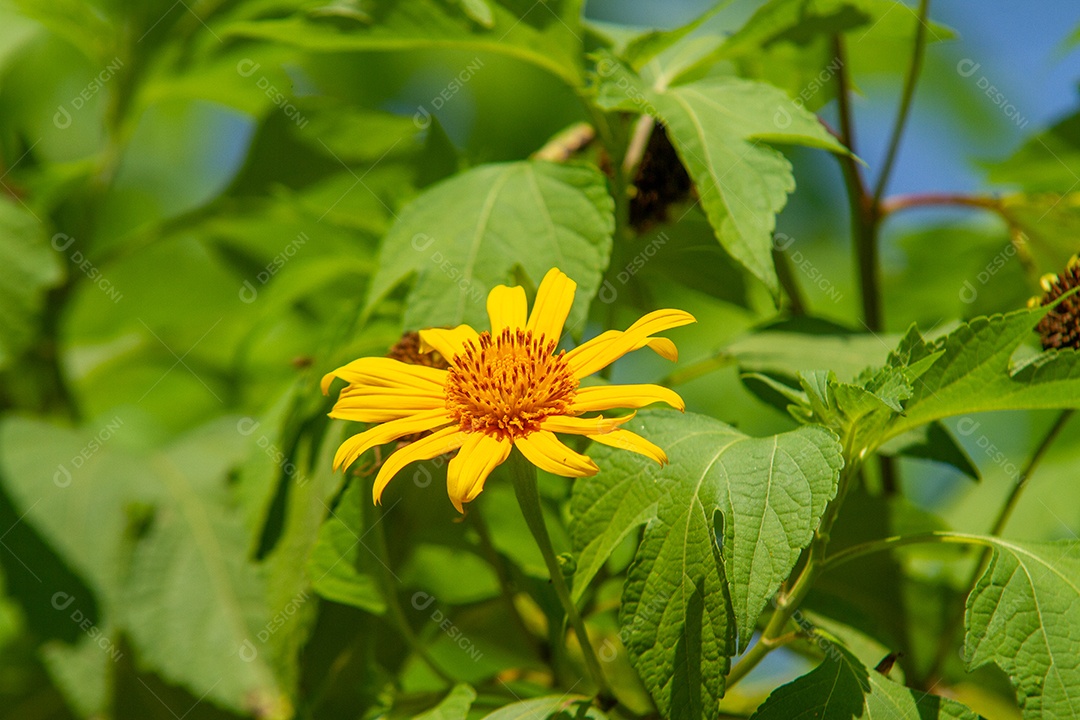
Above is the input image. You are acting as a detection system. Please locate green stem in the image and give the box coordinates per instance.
[370,502,456,685]
[506,450,613,701]
[820,531,993,572]
[923,408,1073,681]
[773,247,807,316]
[870,0,932,206]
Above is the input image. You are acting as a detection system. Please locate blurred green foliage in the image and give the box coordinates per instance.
[0,1,1079,719]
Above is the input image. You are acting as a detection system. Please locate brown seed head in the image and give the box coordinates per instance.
[1035,255,1080,350]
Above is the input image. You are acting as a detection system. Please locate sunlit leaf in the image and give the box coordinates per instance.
[366,160,614,332]
[886,307,1080,441]
[572,410,842,719]
[964,537,1080,720]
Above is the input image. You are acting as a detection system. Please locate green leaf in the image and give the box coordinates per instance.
[0,416,290,717]
[714,0,955,106]
[366,160,614,332]
[594,58,843,294]
[616,4,730,87]
[750,641,979,719]
[224,0,584,88]
[643,217,751,309]
[964,537,1080,719]
[0,416,148,605]
[798,361,922,459]
[41,627,119,719]
[887,307,1080,441]
[727,321,898,384]
[308,478,386,615]
[256,400,350,693]
[458,0,494,29]
[401,544,500,605]
[569,437,662,602]
[0,198,64,368]
[878,421,981,481]
[998,192,1080,274]
[989,110,1080,193]
[121,419,290,717]
[8,0,117,65]
[415,683,476,720]
[573,410,843,719]
[481,695,607,719]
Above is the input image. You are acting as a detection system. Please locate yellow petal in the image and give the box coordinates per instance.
[487,284,528,334]
[646,337,678,362]
[589,429,667,465]
[332,409,453,471]
[566,309,695,379]
[563,331,678,371]
[446,432,511,512]
[539,412,635,435]
[419,325,480,361]
[373,426,466,505]
[322,357,447,395]
[330,392,445,423]
[571,384,685,413]
[329,407,441,424]
[526,268,576,342]
[514,431,598,477]
[336,384,443,401]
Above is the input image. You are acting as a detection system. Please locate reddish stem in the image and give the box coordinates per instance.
[880,192,1002,215]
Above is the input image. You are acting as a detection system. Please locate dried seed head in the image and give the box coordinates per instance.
[1035,255,1080,350]
[387,331,450,369]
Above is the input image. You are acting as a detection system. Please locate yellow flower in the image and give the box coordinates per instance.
[322,268,695,512]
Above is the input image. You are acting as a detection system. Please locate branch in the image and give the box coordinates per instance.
[870,0,932,205]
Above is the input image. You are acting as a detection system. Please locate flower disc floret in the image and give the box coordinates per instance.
[446,327,578,439]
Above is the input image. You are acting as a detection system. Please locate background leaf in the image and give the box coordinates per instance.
[224,0,584,88]
[0,198,63,369]
[594,58,844,294]
[750,640,979,719]
[481,694,608,719]
[415,683,476,720]
[308,478,386,615]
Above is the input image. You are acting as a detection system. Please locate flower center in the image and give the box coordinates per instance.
[445,328,578,439]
